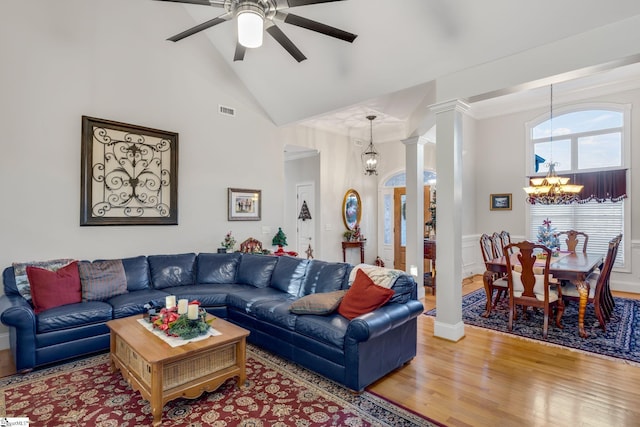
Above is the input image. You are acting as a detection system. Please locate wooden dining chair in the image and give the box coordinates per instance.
[561,234,622,332]
[491,232,504,258]
[499,230,512,255]
[555,230,589,253]
[504,241,564,339]
[479,233,508,316]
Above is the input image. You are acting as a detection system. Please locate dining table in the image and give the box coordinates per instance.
[484,251,604,338]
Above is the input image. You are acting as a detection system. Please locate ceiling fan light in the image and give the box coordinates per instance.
[237,4,264,48]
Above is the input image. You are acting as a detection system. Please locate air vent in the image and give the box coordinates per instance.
[218,105,236,117]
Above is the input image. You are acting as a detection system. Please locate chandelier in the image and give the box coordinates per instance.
[524,85,583,204]
[362,115,380,176]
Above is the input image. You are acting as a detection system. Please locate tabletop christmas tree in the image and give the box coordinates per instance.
[536,218,560,255]
[272,227,288,254]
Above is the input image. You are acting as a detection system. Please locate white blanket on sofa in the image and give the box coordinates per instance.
[348,264,404,289]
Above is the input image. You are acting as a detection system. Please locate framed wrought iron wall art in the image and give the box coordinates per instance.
[228,188,261,221]
[80,116,178,225]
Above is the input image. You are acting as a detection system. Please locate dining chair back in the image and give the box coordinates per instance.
[499,230,512,255]
[555,230,589,253]
[491,232,504,258]
[479,233,508,317]
[561,234,622,331]
[504,240,564,339]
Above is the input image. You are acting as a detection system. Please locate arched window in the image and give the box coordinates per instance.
[526,105,629,267]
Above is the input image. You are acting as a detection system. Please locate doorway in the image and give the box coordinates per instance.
[393,186,431,271]
[296,183,315,256]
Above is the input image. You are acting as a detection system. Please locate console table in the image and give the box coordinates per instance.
[424,239,436,295]
[342,241,365,263]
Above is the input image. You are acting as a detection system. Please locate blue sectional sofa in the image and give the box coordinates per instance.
[0,252,423,391]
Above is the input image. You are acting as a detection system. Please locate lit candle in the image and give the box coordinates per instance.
[177,299,188,315]
[165,295,176,309]
[187,303,199,320]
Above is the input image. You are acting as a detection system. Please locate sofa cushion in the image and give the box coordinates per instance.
[337,269,395,320]
[226,287,290,314]
[107,289,171,319]
[12,258,74,302]
[161,283,254,307]
[252,299,299,330]
[299,260,350,296]
[236,254,278,288]
[270,256,309,296]
[290,290,347,315]
[388,274,416,304]
[294,313,349,349]
[78,260,128,302]
[122,256,151,291]
[27,262,82,314]
[196,253,241,284]
[36,300,112,333]
[148,253,197,289]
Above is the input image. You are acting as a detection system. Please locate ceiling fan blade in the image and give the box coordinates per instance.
[167,13,231,42]
[287,0,347,7]
[266,25,307,62]
[234,43,246,61]
[153,0,224,6]
[282,13,357,43]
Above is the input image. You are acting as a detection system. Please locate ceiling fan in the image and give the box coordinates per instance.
[154,0,358,62]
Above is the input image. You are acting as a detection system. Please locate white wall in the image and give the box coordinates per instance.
[0,2,286,306]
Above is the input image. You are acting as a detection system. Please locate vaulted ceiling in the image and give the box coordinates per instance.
[151,0,640,141]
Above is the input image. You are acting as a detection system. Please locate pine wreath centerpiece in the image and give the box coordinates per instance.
[536,218,560,257]
[150,301,212,340]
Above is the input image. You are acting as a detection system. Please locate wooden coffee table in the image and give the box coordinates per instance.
[107,314,250,426]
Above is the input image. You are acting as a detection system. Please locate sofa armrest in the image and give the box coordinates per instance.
[0,295,35,328]
[345,300,423,342]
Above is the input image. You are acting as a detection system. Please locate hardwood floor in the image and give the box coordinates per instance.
[2,277,639,426]
[369,276,640,426]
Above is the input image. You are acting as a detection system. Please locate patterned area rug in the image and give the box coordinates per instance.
[0,345,436,426]
[426,289,640,364]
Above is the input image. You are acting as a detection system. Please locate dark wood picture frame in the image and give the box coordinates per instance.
[228,188,262,221]
[80,116,178,226]
[490,193,512,211]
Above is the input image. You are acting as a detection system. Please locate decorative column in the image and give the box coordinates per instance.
[402,136,427,300]
[430,99,469,342]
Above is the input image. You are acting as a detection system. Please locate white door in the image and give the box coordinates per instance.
[296,183,315,257]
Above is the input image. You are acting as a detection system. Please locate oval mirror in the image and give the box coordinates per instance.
[342,189,362,230]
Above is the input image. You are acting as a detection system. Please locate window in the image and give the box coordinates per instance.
[527,105,629,267]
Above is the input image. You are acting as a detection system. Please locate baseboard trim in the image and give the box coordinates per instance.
[433,319,465,342]
[0,332,9,351]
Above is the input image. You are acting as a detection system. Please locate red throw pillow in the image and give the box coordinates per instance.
[26,261,82,314]
[338,269,395,320]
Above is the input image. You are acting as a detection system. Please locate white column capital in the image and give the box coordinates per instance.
[430,99,470,115]
[401,136,428,147]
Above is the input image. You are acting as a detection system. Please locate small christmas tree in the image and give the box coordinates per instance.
[537,218,560,254]
[272,228,288,253]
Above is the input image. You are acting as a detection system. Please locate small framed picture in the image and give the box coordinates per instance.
[490,193,512,211]
[228,188,261,221]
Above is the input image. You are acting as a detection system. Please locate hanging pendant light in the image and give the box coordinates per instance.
[524,85,583,204]
[362,115,380,176]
